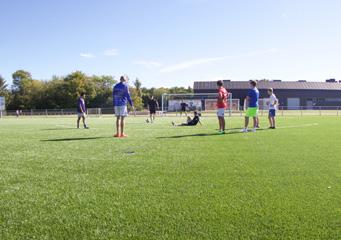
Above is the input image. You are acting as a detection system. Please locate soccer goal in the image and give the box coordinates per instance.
[161,93,240,116]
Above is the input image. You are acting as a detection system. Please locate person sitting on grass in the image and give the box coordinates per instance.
[172,111,201,126]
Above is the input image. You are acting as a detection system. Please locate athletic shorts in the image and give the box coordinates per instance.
[217,108,225,117]
[149,109,156,114]
[77,112,86,118]
[269,109,276,117]
[114,106,128,117]
[246,107,259,117]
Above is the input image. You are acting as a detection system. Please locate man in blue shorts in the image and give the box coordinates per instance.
[267,88,278,129]
[241,80,259,132]
[113,76,134,138]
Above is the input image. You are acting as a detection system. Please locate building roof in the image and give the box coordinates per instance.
[194,80,341,91]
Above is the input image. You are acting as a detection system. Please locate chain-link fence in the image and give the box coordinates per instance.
[1,106,341,118]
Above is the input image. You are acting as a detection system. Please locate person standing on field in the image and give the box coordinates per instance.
[267,88,278,129]
[241,80,259,132]
[113,76,134,138]
[216,80,229,134]
[76,92,89,129]
[148,96,159,123]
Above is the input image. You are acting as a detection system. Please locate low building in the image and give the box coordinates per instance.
[193,80,341,109]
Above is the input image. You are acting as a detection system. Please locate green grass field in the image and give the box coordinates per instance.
[0,115,340,239]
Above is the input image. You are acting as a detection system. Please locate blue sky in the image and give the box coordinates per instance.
[1,0,341,87]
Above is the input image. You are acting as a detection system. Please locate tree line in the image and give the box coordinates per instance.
[0,70,192,110]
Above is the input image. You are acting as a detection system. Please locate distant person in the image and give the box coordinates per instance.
[172,111,201,126]
[77,92,89,129]
[147,96,159,123]
[180,100,188,116]
[267,88,278,129]
[241,80,259,132]
[16,110,19,117]
[216,80,229,134]
[113,76,134,138]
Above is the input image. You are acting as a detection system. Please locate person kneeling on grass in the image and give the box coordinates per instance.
[113,76,134,138]
[172,111,201,126]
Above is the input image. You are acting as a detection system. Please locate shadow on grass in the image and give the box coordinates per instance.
[41,136,109,142]
[41,128,75,131]
[158,128,272,139]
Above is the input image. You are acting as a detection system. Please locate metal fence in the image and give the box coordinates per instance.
[1,106,341,117]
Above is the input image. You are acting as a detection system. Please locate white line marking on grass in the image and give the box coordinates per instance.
[276,123,318,129]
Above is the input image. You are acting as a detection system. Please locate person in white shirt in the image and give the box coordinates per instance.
[267,88,278,129]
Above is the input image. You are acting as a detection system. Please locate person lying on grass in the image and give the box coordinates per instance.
[172,111,201,126]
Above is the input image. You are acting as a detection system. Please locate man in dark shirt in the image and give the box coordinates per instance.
[147,96,159,123]
[77,92,89,129]
[180,100,188,116]
[172,111,201,126]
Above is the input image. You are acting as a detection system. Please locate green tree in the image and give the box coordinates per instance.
[90,75,117,107]
[10,70,34,109]
[0,75,8,96]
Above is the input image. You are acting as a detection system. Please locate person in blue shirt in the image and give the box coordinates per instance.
[76,92,89,129]
[241,80,259,132]
[113,76,134,137]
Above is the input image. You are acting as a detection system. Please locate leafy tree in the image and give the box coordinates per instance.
[0,75,8,96]
[133,78,142,97]
[90,75,117,107]
[10,70,34,109]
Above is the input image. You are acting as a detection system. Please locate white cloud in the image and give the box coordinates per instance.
[160,57,225,73]
[135,60,162,69]
[104,48,119,56]
[80,53,95,58]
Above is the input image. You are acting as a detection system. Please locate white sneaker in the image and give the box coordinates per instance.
[251,128,256,132]
[240,128,248,133]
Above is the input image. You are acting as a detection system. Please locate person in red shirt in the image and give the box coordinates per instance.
[216,80,229,134]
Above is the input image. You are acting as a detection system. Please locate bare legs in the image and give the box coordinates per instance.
[116,116,126,136]
[244,116,257,131]
[150,113,155,123]
[218,116,225,132]
[77,116,87,128]
[268,116,276,128]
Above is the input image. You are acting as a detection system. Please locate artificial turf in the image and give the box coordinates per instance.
[0,115,340,239]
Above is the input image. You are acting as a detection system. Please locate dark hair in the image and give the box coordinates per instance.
[249,80,257,87]
[120,76,126,82]
[268,88,273,93]
[80,92,85,97]
[217,80,223,87]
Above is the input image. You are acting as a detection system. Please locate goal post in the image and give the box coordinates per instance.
[161,93,239,116]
